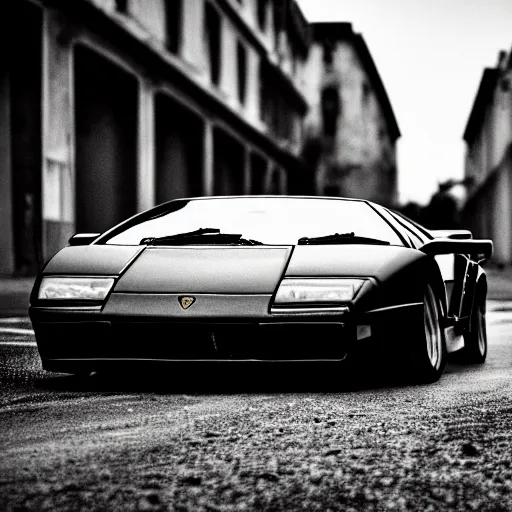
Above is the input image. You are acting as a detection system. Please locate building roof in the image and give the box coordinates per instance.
[310,22,401,141]
[463,68,499,144]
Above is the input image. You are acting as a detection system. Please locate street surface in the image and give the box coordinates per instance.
[1,303,512,511]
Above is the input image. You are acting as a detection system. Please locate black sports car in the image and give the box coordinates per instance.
[29,196,493,383]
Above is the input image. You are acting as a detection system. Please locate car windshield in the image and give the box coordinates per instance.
[101,197,403,246]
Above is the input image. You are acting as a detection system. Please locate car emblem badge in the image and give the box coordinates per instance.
[179,296,196,310]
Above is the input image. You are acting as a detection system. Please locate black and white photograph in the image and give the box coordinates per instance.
[1,0,512,510]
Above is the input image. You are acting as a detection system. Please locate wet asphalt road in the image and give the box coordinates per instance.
[1,304,512,511]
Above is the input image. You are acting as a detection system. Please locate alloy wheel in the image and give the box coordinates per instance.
[424,285,442,370]
[476,306,486,356]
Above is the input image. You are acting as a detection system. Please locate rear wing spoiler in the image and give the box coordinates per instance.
[421,238,493,264]
[429,229,472,240]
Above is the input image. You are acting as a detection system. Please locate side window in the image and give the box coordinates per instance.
[391,209,433,239]
[388,211,429,248]
[368,204,410,247]
[401,230,417,249]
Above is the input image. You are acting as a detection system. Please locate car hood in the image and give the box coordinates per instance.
[285,245,423,281]
[113,246,293,294]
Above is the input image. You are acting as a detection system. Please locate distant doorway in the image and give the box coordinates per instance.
[74,46,138,234]
[3,1,43,275]
[154,93,203,203]
[213,128,245,195]
[250,152,267,194]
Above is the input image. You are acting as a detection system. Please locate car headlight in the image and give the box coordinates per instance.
[274,278,365,304]
[38,277,115,301]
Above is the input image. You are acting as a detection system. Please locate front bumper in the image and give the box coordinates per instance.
[30,293,424,373]
[33,319,349,364]
[30,301,353,372]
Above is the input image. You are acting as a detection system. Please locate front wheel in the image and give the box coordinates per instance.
[408,284,447,384]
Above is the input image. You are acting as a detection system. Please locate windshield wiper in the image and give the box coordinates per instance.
[298,232,390,246]
[140,228,263,246]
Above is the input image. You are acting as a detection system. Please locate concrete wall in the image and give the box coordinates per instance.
[334,42,394,171]
[43,9,75,259]
[303,38,397,205]
[467,66,512,190]
[463,54,512,263]
[494,76,512,164]
[492,164,512,263]
[302,44,323,135]
[464,156,512,265]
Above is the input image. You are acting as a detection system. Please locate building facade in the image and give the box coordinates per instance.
[302,23,400,206]
[462,49,512,264]
[0,0,310,275]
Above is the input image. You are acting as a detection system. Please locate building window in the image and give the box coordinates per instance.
[237,42,247,105]
[204,2,222,86]
[323,40,334,67]
[259,62,297,143]
[257,0,268,32]
[277,99,293,141]
[115,0,128,14]
[259,63,269,122]
[273,1,282,51]
[164,0,182,55]
[362,81,371,104]
[321,85,340,136]
[268,168,282,194]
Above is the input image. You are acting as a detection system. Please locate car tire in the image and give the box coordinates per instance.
[406,283,447,384]
[461,296,487,364]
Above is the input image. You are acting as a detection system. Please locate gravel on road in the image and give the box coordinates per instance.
[1,317,512,511]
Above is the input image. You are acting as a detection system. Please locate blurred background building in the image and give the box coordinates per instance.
[0,0,399,276]
[462,48,512,264]
[302,22,400,206]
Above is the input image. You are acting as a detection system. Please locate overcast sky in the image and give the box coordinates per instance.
[297,0,512,205]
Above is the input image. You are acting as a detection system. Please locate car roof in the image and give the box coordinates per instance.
[157,195,372,206]
[170,195,366,201]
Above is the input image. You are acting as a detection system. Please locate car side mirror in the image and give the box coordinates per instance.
[429,229,472,240]
[421,238,493,264]
[68,233,101,246]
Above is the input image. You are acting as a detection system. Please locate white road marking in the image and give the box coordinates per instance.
[487,312,512,325]
[487,300,512,312]
[0,341,37,347]
[0,328,34,335]
[0,317,30,323]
